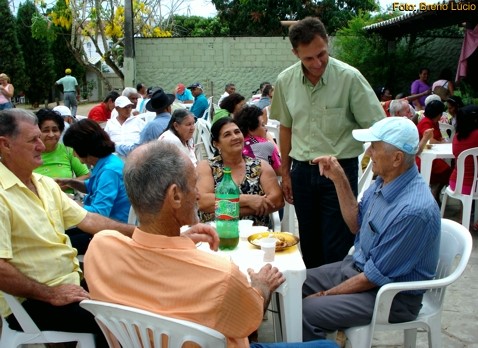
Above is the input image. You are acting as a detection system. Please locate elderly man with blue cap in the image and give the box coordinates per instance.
[301,117,441,341]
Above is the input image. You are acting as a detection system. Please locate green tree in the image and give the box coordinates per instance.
[172,15,230,36]
[211,0,378,36]
[0,0,27,97]
[16,1,55,105]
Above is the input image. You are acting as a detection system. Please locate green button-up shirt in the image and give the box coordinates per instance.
[270,58,385,160]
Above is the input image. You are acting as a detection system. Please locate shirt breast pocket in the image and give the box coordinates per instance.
[320,107,347,144]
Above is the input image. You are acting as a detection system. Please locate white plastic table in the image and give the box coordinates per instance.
[198,238,306,342]
[419,143,454,186]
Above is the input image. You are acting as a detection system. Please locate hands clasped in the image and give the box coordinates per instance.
[249,194,275,216]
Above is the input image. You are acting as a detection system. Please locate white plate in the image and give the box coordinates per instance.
[240,225,269,239]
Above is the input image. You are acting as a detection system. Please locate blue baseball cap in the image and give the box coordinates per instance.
[352,117,419,155]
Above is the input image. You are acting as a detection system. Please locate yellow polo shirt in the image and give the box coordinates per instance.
[0,163,87,317]
[270,58,386,160]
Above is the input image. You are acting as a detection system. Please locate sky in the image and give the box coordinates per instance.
[178,0,437,18]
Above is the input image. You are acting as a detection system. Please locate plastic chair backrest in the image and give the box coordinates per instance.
[439,122,455,141]
[80,300,227,348]
[0,292,95,347]
[357,161,373,202]
[195,118,215,159]
[452,146,478,197]
[345,219,472,347]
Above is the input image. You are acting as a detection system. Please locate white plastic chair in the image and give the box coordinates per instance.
[344,218,473,348]
[357,159,374,202]
[0,292,95,347]
[80,299,227,348]
[438,122,455,141]
[440,147,478,230]
[194,118,215,160]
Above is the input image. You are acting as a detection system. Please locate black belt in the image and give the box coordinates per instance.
[353,264,363,273]
[64,91,76,93]
[292,157,358,166]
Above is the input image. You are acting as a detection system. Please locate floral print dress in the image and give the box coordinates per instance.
[199,155,270,226]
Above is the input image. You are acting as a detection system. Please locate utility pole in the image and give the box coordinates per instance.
[123,0,135,87]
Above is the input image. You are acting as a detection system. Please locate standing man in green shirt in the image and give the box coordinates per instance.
[270,17,385,269]
[56,68,80,117]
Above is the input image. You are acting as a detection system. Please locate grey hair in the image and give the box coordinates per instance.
[381,142,416,167]
[123,142,190,219]
[122,87,138,98]
[389,99,408,116]
[0,109,37,137]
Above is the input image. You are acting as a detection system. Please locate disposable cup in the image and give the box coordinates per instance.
[261,237,276,262]
[239,219,254,239]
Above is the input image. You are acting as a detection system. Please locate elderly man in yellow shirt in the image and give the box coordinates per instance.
[0,109,215,346]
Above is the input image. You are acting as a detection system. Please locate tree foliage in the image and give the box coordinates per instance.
[0,0,27,96]
[172,15,230,37]
[16,1,55,105]
[211,0,378,36]
[334,12,428,96]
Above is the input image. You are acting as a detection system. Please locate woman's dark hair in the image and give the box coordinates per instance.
[261,84,273,97]
[374,86,389,101]
[437,68,453,81]
[456,105,478,141]
[210,116,237,156]
[235,105,263,136]
[424,100,445,119]
[419,67,429,74]
[35,108,65,133]
[164,109,194,139]
[219,93,245,114]
[63,119,115,158]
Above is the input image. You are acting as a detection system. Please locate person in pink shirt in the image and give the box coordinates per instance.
[236,105,281,176]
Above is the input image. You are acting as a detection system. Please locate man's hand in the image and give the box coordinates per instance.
[46,284,90,306]
[248,263,285,298]
[281,174,293,204]
[182,223,219,251]
[312,156,346,182]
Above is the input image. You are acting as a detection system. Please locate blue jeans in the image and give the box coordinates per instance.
[291,158,358,269]
[0,101,13,110]
[63,91,78,116]
[250,340,338,348]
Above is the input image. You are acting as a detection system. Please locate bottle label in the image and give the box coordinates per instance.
[215,198,239,220]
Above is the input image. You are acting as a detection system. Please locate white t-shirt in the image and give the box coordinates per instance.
[158,130,197,166]
[104,115,145,146]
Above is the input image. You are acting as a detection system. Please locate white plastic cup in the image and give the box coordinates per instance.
[261,237,276,262]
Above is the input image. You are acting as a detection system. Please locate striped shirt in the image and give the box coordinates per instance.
[353,165,440,294]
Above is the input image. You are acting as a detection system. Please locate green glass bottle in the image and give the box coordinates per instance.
[215,167,240,250]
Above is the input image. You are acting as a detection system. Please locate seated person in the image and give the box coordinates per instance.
[87,91,119,124]
[85,141,338,348]
[33,109,89,194]
[302,117,440,340]
[104,96,145,147]
[0,109,134,347]
[219,93,246,117]
[175,83,194,104]
[235,105,281,176]
[197,117,284,227]
[188,82,209,118]
[416,100,453,200]
[58,119,131,253]
[158,109,197,166]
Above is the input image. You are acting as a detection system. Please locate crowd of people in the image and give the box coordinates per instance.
[0,15,476,348]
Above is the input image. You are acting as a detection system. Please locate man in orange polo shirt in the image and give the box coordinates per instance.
[84,142,337,348]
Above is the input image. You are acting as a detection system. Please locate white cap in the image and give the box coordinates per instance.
[352,117,419,155]
[53,105,72,117]
[115,96,134,108]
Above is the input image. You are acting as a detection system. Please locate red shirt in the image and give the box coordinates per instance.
[450,129,478,194]
[417,116,442,141]
[88,103,111,122]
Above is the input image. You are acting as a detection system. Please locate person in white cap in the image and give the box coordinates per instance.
[53,105,75,138]
[104,96,145,149]
[302,117,440,341]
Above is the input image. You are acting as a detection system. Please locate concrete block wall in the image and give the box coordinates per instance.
[134,37,298,102]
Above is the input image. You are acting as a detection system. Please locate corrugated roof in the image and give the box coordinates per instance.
[364,0,478,38]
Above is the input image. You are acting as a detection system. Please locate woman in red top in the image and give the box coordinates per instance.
[450,105,478,194]
[416,100,453,201]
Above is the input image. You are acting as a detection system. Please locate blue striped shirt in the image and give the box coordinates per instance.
[353,165,440,293]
